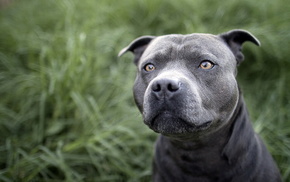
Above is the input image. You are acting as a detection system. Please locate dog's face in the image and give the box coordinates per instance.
[119,30,259,137]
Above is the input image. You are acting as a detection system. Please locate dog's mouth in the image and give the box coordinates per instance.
[145,111,213,134]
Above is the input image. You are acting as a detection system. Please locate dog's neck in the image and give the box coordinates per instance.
[154,93,257,179]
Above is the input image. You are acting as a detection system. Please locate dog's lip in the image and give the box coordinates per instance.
[195,120,212,129]
[148,110,175,125]
[148,111,213,130]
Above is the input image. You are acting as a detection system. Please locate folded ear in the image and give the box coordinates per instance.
[118,36,155,65]
[219,29,260,65]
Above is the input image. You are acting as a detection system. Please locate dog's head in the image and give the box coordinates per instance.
[119,30,259,137]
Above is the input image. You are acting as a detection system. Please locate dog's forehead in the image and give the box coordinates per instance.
[156,33,222,46]
[142,33,232,61]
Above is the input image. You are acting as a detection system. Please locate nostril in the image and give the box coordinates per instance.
[152,79,180,93]
[168,82,179,92]
[152,83,161,92]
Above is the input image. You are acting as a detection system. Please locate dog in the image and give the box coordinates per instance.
[119,29,282,181]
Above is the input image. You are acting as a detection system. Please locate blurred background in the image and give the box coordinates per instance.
[0,0,289,181]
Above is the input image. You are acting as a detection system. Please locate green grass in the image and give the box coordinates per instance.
[0,0,290,181]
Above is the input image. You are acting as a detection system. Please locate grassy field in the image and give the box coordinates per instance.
[0,0,290,181]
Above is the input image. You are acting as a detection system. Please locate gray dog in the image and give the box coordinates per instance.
[119,30,281,182]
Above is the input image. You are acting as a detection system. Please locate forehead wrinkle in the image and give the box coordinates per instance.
[142,42,179,63]
[180,36,233,62]
[151,47,173,61]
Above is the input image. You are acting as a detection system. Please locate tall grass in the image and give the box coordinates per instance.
[0,0,289,181]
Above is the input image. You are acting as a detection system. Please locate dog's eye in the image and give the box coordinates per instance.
[199,61,214,70]
[144,63,156,72]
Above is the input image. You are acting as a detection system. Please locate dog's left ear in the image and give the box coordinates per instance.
[118,36,156,65]
[220,29,260,65]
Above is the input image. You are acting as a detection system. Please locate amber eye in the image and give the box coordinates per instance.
[144,63,156,72]
[199,61,215,70]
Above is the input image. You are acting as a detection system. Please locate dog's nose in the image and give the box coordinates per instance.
[151,78,180,98]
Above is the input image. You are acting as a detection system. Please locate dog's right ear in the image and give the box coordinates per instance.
[118,36,155,65]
